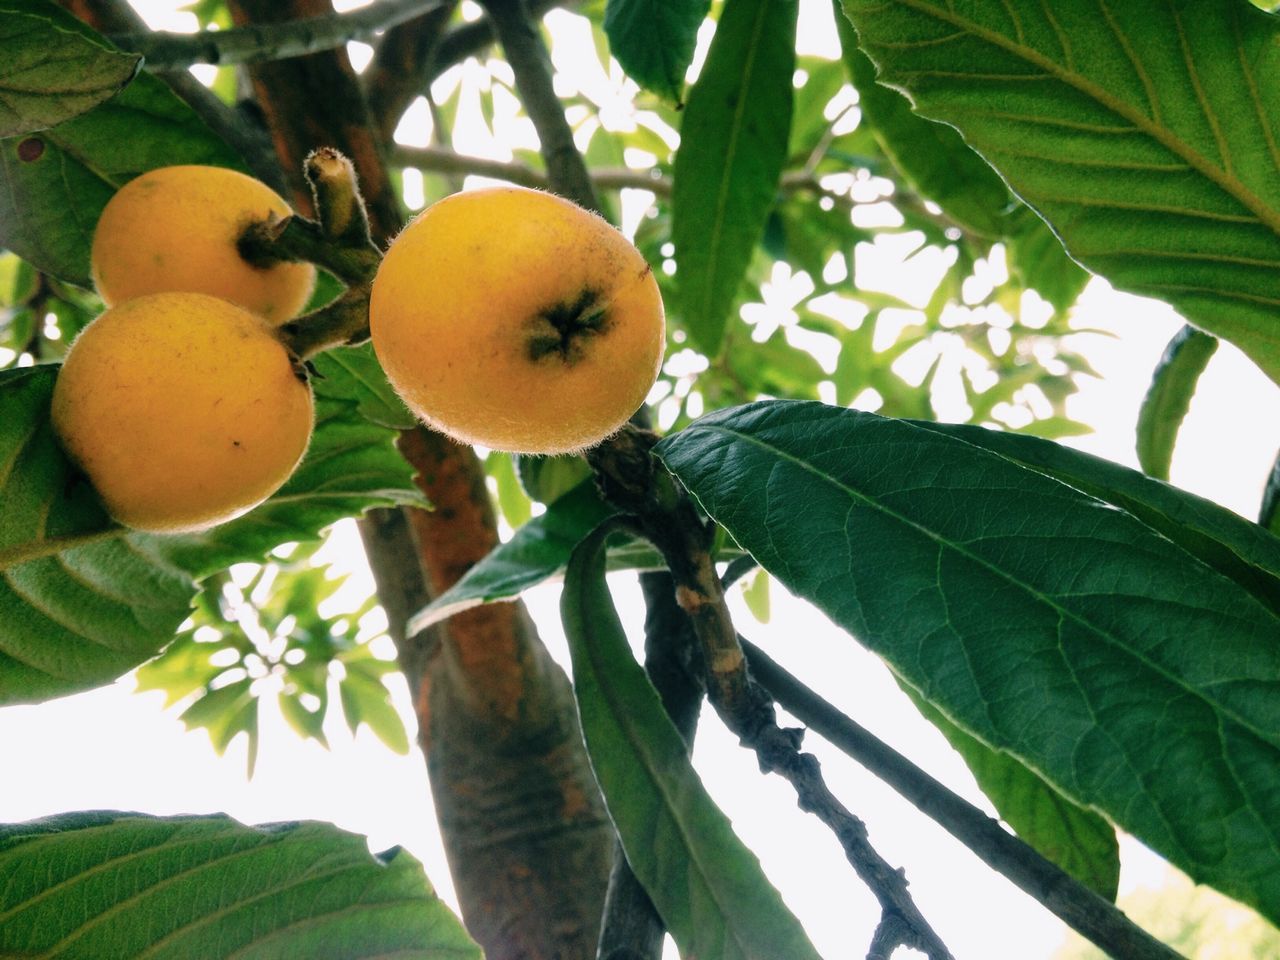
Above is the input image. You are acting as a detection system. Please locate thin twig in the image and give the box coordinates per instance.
[740,639,1187,960]
[111,0,448,68]
[476,0,597,211]
[585,427,956,960]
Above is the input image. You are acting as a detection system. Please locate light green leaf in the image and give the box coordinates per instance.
[672,0,798,354]
[1136,325,1219,480]
[899,682,1120,900]
[837,12,1011,238]
[0,65,243,285]
[741,567,771,623]
[0,811,480,959]
[339,669,410,755]
[0,1,140,137]
[604,0,710,102]
[839,0,1280,385]
[656,400,1280,924]
[562,522,824,960]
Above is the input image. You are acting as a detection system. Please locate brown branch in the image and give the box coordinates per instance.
[364,0,459,146]
[225,4,614,958]
[585,427,955,960]
[111,0,449,68]
[476,0,597,211]
[741,639,1187,960]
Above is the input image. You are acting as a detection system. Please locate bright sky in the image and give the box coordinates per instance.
[4,2,1280,958]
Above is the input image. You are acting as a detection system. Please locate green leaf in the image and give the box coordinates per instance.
[672,0,798,354]
[911,418,1280,617]
[0,67,243,285]
[656,400,1280,924]
[0,811,480,959]
[516,452,592,505]
[408,481,616,633]
[836,9,1011,238]
[741,567,771,623]
[899,681,1120,900]
[604,0,710,102]
[0,1,141,137]
[1135,325,1219,481]
[0,366,195,706]
[1004,208,1089,314]
[0,362,423,705]
[839,0,1280,386]
[562,522,824,960]
[313,343,416,431]
[489,452,533,528]
[339,669,410,755]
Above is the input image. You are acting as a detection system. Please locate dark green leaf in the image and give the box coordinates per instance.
[911,418,1280,619]
[408,481,615,633]
[836,10,1011,238]
[656,400,1280,924]
[0,68,243,285]
[672,0,798,354]
[604,0,710,102]
[1261,451,1280,534]
[0,811,479,959]
[562,522,824,960]
[839,0,1280,385]
[314,343,416,431]
[1136,325,1219,480]
[0,1,140,137]
[899,682,1119,900]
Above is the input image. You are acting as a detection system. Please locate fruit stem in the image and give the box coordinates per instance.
[275,287,372,360]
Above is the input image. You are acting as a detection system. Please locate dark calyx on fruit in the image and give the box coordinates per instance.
[526,288,609,364]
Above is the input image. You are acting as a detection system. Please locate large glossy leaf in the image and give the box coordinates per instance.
[0,362,423,705]
[839,0,1280,385]
[0,64,243,285]
[672,0,797,355]
[0,1,141,137]
[909,418,1280,618]
[1135,325,1219,481]
[656,400,1280,924]
[562,523,824,960]
[899,682,1119,900]
[604,0,710,102]
[0,811,479,959]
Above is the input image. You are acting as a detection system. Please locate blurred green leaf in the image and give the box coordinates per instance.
[0,1,140,137]
[1136,325,1219,481]
[340,669,410,755]
[604,0,709,102]
[673,0,798,354]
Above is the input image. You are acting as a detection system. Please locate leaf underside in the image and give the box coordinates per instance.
[840,0,1280,384]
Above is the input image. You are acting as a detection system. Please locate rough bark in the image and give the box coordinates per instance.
[217,3,614,956]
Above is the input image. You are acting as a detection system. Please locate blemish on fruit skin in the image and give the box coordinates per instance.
[17,138,44,162]
[527,288,610,364]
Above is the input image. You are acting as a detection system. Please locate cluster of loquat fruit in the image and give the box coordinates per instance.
[51,162,665,535]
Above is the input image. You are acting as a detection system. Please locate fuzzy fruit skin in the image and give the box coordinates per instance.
[51,292,314,533]
[91,165,315,323]
[370,186,665,454]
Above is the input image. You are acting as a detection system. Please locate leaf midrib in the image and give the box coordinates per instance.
[677,419,1280,751]
[881,0,1280,236]
[690,0,773,338]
